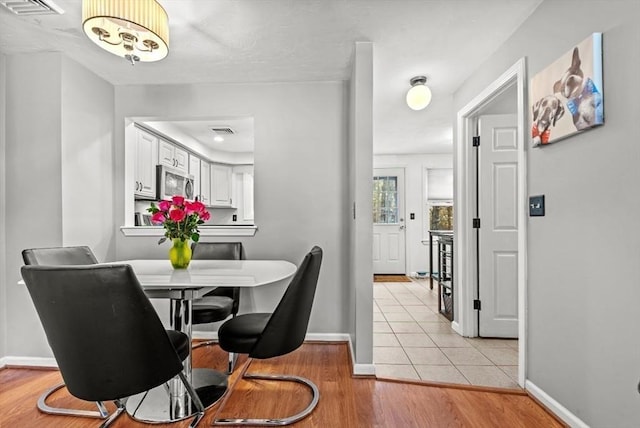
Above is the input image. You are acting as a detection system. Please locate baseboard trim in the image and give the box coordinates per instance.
[191,332,352,342]
[347,337,376,376]
[3,334,375,376]
[526,380,588,428]
[451,320,462,335]
[2,356,57,368]
[192,331,218,341]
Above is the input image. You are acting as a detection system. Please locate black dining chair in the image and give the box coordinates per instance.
[22,245,110,420]
[22,245,99,266]
[213,246,323,426]
[21,264,205,428]
[190,242,244,373]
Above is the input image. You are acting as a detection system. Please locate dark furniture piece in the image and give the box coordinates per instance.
[190,242,244,373]
[21,246,108,420]
[213,246,323,426]
[428,231,453,290]
[435,233,454,321]
[22,245,98,266]
[21,264,205,427]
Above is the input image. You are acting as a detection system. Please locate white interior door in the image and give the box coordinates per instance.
[373,168,406,274]
[478,115,518,338]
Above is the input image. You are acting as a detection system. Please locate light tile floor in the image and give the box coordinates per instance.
[373,278,520,389]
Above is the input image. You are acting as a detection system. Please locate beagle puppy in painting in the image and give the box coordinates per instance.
[531,95,564,146]
[553,47,603,131]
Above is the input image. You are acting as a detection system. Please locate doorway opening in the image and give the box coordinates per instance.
[455,58,527,387]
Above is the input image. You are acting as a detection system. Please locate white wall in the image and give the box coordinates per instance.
[3,53,115,358]
[0,53,7,360]
[113,81,350,336]
[5,53,64,358]
[349,42,374,369]
[61,56,115,262]
[374,154,453,276]
[453,2,640,426]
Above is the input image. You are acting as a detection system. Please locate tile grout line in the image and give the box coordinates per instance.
[375,278,519,387]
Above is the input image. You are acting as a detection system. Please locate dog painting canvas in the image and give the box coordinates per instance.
[530,33,603,147]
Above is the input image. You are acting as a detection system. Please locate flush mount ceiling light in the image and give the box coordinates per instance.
[406,76,432,111]
[82,0,169,65]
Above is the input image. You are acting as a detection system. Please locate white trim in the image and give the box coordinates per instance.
[120,225,258,237]
[192,331,353,342]
[192,331,218,340]
[1,356,58,368]
[526,380,589,428]
[451,320,462,335]
[193,331,374,375]
[455,57,527,387]
[349,337,376,376]
[3,335,372,376]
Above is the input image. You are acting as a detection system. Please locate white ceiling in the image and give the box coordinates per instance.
[0,0,542,154]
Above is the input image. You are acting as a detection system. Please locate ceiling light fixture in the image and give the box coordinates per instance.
[406,76,432,111]
[82,0,169,65]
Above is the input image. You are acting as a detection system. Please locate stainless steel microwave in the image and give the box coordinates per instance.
[156,165,195,201]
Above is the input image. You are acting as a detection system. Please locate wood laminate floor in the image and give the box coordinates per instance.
[0,343,564,427]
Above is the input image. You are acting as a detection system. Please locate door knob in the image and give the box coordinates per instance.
[399,225,405,230]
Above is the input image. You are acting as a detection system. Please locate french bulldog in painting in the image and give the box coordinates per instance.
[553,47,603,131]
[531,95,564,146]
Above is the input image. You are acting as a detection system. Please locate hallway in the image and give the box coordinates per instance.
[373,278,519,388]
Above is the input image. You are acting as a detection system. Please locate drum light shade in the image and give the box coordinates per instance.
[82,0,169,65]
[406,76,432,110]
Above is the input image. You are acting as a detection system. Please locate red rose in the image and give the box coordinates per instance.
[169,208,186,222]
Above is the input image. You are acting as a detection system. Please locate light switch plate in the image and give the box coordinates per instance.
[529,195,545,216]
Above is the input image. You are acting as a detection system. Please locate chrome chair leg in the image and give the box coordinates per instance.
[178,371,205,428]
[99,399,126,428]
[227,352,237,374]
[192,339,217,350]
[213,367,319,426]
[37,382,110,419]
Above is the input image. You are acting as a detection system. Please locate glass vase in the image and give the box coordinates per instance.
[169,238,192,269]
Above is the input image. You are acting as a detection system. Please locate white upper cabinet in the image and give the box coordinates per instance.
[210,163,233,207]
[200,160,211,206]
[188,154,201,202]
[159,140,188,173]
[134,128,158,199]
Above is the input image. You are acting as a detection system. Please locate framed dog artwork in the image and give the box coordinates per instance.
[530,33,603,147]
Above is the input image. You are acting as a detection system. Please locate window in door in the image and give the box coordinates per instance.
[373,176,398,224]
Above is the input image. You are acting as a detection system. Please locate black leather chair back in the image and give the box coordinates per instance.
[22,246,98,266]
[191,242,244,261]
[250,246,323,359]
[191,242,244,312]
[21,264,185,402]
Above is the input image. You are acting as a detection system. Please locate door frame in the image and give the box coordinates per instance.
[454,58,527,386]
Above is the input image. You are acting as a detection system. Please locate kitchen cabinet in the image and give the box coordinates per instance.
[210,163,233,207]
[242,172,254,221]
[188,154,201,202]
[134,128,158,199]
[158,140,188,173]
[200,160,211,206]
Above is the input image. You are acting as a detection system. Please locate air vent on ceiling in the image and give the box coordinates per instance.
[0,0,64,15]
[210,127,235,135]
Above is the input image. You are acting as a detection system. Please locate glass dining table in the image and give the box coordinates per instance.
[116,258,297,424]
